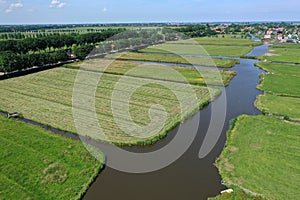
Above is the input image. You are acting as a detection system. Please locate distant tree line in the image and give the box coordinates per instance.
[0,45,97,73]
[0,29,168,73]
[0,29,124,73]
[173,25,217,37]
[0,29,125,53]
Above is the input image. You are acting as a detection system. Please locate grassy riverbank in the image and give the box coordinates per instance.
[209,185,266,200]
[216,115,300,200]
[109,52,239,68]
[0,115,104,200]
[0,65,220,145]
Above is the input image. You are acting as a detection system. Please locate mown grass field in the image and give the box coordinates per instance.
[256,62,300,77]
[169,35,261,46]
[66,60,237,86]
[258,74,300,97]
[256,93,300,121]
[217,115,300,200]
[0,115,103,200]
[109,52,239,68]
[255,61,300,121]
[0,65,220,145]
[139,43,253,57]
[262,44,300,63]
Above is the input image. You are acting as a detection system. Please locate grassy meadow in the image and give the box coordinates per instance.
[110,52,240,68]
[140,43,253,57]
[256,93,300,121]
[66,60,237,86]
[217,115,300,200]
[0,64,220,145]
[169,35,261,46]
[0,115,103,200]
[256,62,300,77]
[258,74,300,97]
[262,44,300,63]
[255,61,300,121]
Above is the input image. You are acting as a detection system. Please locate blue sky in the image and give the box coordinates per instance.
[0,0,299,24]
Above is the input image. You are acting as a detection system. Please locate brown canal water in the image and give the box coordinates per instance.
[83,44,269,200]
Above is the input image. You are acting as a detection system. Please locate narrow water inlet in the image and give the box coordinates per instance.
[83,45,268,200]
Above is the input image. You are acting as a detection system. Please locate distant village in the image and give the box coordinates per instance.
[261,27,300,43]
[211,24,300,44]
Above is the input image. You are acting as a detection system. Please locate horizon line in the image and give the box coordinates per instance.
[1,20,300,26]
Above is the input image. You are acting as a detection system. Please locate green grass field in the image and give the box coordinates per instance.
[109,52,239,68]
[255,61,300,121]
[256,62,300,77]
[169,35,261,46]
[0,66,220,145]
[66,60,237,86]
[262,45,300,64]
[139,44,253,57]
[217,115,300,200]
[258,74,300,97]
[0,115,103,200]
[256,93,300,121]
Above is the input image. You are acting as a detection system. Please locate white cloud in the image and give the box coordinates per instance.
[57,2,66,8]
[102,7,107,12]
[5,2,23,13]
[50,0,66,8]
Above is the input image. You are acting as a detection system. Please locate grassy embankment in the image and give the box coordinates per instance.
[0,60,222,146]
[213,43,300,200]
[0,115,104,200]
[139,35,261,57]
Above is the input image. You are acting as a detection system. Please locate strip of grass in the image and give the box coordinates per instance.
[217,115,300,200]
[258,74,300,97]
[255,62,300,77]
[261,45,300,64]
[0,67,220,145]
[256,93,300,121]
[169,35,261,46]
[139,44,253,57]
[0,115,104,200]
[109,52,239,68]
[65,60,237,86]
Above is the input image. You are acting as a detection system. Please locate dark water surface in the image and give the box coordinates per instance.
[83,44,268,200]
